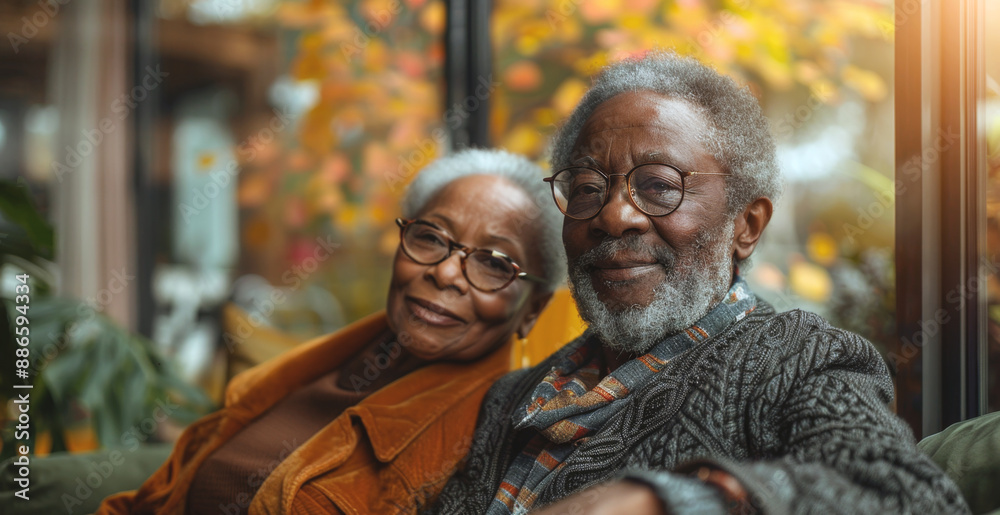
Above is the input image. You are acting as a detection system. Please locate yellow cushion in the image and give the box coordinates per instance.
[511,289,587,369]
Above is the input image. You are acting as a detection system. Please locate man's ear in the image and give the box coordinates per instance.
[732,197,773,262]
[516,290,555,339]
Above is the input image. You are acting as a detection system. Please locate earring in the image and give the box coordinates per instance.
[519,335,530,368]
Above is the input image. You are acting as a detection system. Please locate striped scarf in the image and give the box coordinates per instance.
[488,277,757,514]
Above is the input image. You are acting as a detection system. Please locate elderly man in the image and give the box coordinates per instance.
[427,53,967,514]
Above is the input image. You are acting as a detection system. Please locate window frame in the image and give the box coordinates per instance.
[894,0,989,438]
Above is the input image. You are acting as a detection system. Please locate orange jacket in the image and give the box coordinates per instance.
[96,311,512,514]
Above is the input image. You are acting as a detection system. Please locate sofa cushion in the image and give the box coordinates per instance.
[918,411,1000,515]
[0,444,172,515]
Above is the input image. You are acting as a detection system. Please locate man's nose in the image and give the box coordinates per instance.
[589,176,650,238]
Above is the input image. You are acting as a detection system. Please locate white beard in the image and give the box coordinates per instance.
[568,220,735,354]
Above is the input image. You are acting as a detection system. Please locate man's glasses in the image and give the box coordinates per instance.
[544,163,732,220]
[396,218,545,292]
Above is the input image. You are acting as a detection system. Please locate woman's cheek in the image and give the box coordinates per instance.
[468,291,527,341]
[488,288,531,322]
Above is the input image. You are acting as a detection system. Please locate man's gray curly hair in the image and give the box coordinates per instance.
[549,51,782,217]
[401,148,567,293]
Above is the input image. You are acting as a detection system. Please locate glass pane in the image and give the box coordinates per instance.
[0,0,448,453]
[149,0,445,396]
[491,0,896,376]
[983,0,1000,414]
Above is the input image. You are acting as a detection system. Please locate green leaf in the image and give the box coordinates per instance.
[0,180,54,259]
[93,392,122,448]
[40,340,93,404]
[119,362,149,427]
[3,286,214,452]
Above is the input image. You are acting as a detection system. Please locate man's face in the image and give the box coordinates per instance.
[562,90,736,353]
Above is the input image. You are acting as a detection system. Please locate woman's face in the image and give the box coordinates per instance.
[386,174,551,361]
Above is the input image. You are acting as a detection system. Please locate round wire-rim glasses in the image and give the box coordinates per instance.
[543,163,733,220]
[395,218,546,293]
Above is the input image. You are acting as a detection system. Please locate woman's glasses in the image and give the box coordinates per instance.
[396,218,545,292]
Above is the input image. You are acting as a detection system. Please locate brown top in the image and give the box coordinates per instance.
[186,330,421,515]
[185,369,366,514]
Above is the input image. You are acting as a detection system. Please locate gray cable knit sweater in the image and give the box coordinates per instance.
[426,301,969,514]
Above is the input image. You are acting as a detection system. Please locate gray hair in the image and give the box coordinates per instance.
[549,51,782,218]
[401,148,567,293]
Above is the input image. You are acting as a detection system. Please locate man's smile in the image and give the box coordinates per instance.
[590,262,663,283]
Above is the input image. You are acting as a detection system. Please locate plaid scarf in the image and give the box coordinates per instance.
[488,277,757,514]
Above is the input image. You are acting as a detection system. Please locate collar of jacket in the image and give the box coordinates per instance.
[348,338,512,462]
[225,310,512,461]
[235,311,513,515]
[223,310,391,414]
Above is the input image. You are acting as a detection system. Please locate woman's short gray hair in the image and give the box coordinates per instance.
[401,148,567,292]
[550,51,782,217]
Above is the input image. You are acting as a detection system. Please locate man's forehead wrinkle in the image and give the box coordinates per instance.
[571,135,675,168]
[579,124,683,134]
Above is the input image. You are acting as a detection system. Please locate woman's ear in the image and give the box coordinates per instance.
[732,197,773,263]
[516,291,554,339]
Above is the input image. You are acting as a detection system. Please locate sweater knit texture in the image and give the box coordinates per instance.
[426,300,970,514]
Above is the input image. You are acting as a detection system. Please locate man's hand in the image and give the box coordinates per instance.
[529,480,666,515]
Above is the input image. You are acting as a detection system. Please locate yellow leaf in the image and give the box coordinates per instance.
[337,205,360,229]
[533,107,558,128]
[420,1,447,34]
[806,233,839,267]
[197,152,216,170]
[363,39,390,73]
[573,52,610,76]
[842,65,888,102]
[789,261,832,303]
[380,227,400,255]
[552,78,589,117]
[516,34,541,56]
[502,124,542,156]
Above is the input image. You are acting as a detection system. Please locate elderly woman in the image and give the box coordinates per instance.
[96,149,566,515]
